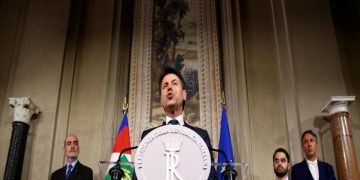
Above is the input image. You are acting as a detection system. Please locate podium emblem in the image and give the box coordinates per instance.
[163,140,183,180]
[134,125,211,180]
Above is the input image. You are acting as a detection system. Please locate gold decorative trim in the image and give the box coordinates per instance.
[128,0,141,143]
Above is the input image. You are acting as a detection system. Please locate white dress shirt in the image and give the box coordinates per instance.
[275,176,289,180]
[306,159,319,180]
[165,114,184,125]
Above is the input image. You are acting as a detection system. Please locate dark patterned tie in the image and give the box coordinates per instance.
[66,164,72,179]
[168,119,180,125]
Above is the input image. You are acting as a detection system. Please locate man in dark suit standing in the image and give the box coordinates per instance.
[51,134,93,180]
[291,130,336,180]
[138,67,217,180]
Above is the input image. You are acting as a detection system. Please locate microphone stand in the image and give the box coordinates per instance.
[210,148,238,180]
[109,146,138,180]
[109,163,124,180]
[221,165,237,180]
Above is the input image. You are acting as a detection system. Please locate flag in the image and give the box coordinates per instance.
[217,105,235,180]
[105,112,133,180]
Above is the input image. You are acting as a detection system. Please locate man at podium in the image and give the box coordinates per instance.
[138,67,218,180]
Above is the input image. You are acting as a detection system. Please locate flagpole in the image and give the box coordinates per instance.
[106,96,133,180]
[217,91,238,180]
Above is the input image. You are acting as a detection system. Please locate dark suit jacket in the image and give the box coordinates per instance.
[291,159,336,180]
[51,161,93,180]
[134,122,218,180]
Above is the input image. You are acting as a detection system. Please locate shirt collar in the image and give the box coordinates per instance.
[275,176,289,180]
[306,158,318,166]
[67,160,78,168]
[165,113,184,125]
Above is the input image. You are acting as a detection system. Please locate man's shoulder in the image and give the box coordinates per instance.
[184,123,208,133]
[318,160,336,179]
[184,123,212,143]
[53,165,66,173]
[51,166,66,179]
[77,161,93,172]
[318,160,334,168]
[292,159,334,170]
[292,160,307,169]
[143,126,159,134]
[74,161,93,180]
[141,126,162,139]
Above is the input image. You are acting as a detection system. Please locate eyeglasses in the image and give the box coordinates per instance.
[273,158,288,164]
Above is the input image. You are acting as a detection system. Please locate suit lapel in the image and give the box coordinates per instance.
[69,162,81,180]
[302,160,314,180]
[318,161,325,180]
[184,122,191,128]
[61,165,67,179]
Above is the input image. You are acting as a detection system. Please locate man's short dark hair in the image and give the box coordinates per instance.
[273,148,290,163]
[301,129,317,143]
[159,67,186,89]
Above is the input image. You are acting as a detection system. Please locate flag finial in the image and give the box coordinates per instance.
[122,96,128,114]
[221,91,226,105]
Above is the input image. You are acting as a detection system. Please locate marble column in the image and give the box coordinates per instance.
[321,96,359,180]
[4,97,40,180]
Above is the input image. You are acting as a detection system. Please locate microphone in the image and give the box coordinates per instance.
[109,146,138,180]
[119,146,138,158]
[210,148,238,180]
[210,148,230,163]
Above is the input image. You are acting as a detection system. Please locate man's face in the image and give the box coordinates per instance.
[273,152,290,178]
[302,133,317,160]
[160,73,186,112]
[64,135,80,160]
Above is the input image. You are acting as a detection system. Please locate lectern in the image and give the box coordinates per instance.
[99,125,248,180]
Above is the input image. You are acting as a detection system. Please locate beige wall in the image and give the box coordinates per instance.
[222,0,360,179]
[285,0,347,171]
[239,0,289,178]
[0,0,118,179]
[0,0,71,179]
[0,0,359,179]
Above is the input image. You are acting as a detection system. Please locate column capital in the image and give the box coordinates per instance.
[8,97,40,125]
[321,96,356,115]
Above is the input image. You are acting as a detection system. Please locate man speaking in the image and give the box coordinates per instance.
[136,67,218,180]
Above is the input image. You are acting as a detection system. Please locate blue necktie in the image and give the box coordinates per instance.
[168,119,179,125]
[66,164,72,179]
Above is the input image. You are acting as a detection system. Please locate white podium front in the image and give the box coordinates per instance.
[134,125,211,180]
[98,125,249,180]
